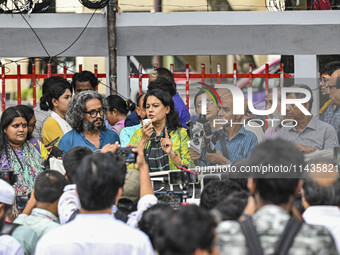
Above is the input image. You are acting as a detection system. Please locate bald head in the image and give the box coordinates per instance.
[216,88,232,99]
[328,70,340,106]
[329,69,340,86]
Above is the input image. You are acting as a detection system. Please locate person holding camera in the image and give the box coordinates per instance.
[0,106,44,215]
[35,150,153,255]
[128,89,193,171]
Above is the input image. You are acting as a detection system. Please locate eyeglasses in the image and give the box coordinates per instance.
[319,77,330,84]
[84,108,106,118]
[196,100,215,108]
[326,85,337,91]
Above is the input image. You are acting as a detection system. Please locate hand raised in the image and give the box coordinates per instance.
[160,128,172,154]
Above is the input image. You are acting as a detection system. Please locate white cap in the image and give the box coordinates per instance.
[0,179,15,205]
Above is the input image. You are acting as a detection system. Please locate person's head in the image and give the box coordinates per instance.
[286,84,313,121]
[71,71,98,94]
[200,179,243,210]
[66,91,106,133]
[138,204,174,247]
[215,190,249,221]
[265,87,284,125]
[148,77,176,97]
[135,93,146,120]
[216,88,243,129]
[62,146,93,184]
[144,89,180,131]
[302,158,340,209]
[0,179,14,230]
[248,139,305,205]
[40,77,72,116]
[328,69,340,107]
[155,205,218,255]
[194,89,219,122]
[75,152,126,211]
[34,170,67,216]
[15,105,35,139]
[105,95,135,126]
[0,106,28,151]
[319,61,340,96]
[149,67,176,88]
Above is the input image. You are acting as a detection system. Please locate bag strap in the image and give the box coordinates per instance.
[113,125,123,134]
[218,131,229,160]
[1,222,20,236]
[273,217,303,255]
[239,217,264,255]
[240,216,303,255]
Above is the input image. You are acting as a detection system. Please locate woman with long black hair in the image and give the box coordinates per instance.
[129,89,193,171]
[0,106,44,214]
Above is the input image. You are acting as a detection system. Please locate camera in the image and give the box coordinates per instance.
[190,114,220,154]
[16,194,31,212]
[116,147,138,163]
[168,170,199,185]
[0,168,17,185]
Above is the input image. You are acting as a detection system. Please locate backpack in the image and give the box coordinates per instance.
[239,216,303,255]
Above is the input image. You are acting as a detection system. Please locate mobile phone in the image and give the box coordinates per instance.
[50,146,63,158]
[46,137,60,147]
[142,119,152,126]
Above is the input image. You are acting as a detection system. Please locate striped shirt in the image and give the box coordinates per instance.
[279,117,339,150]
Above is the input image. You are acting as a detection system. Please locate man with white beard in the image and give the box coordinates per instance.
[264,87,285,140]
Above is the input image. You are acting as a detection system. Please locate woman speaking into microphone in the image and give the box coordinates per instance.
[129,89,193,172]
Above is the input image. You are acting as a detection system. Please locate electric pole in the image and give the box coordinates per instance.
[107,1,117,95]
[154,0,162,67]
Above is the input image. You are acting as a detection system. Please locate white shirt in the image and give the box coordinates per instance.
[57,184,81,225]
[0,234,24,255]
[303,206,340,252]
[127,194,158,228]
[35,213,154,255]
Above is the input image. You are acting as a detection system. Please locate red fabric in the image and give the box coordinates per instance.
[313,0,332,10]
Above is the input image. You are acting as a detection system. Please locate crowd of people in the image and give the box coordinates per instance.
[0,66,339,255]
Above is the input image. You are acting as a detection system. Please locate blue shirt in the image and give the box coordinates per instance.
[320,102,340,136]
[120,123,142,147]
[125,111,140,128]
[200,127,258,165]
[173,92,190,128]
[58,129,120,156]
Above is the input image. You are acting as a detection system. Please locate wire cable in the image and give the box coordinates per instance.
[52,9,97,58]
[12,0,51,57]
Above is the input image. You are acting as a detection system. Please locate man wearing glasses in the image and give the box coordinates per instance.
[319,61,340,123]
[58,90,120,156]
[279,84,338,153]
